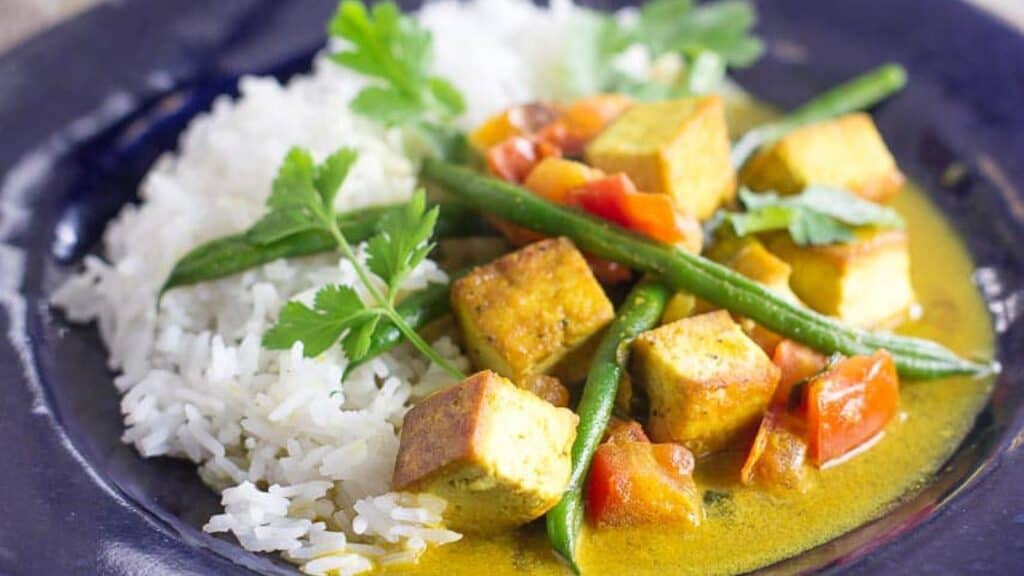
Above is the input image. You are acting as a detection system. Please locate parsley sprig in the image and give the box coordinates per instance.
[720,186,905,246]
[328,1,468,161]
[567,0,762,99]
[259,147,464,379]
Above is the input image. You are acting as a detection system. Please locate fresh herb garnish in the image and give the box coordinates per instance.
[260,146,464,379]
[721,186,906,246]
[328,0,468,161]
[566,0,762,99]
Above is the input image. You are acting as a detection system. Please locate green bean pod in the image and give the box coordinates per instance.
[546,282,670,572]
[731,63,908,167]
[160,202,484,296]
[421,159,993,379]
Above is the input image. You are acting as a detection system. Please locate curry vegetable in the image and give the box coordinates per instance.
[546,282,670,572]
[421,158,992,379]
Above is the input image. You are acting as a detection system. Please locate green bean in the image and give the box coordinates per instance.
[160,202,484,296]
[546,282,670,572]
[731,63,908,167]
[421,159,993,379]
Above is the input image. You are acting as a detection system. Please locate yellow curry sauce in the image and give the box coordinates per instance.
[382,101,995,575]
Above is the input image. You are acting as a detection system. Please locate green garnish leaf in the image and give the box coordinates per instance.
[723,186,905,246]
[262,285,370,357]
[565,0,762,99]
[366,189,438,299]
[329,0,464,126]
[258,145,465,379]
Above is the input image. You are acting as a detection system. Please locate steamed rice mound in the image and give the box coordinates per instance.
[51,1,598,574]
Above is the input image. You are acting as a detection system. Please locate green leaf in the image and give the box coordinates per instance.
[328,0,463,129]
[247,207,323,245]
[562,0,762,99]
[262,285,369,357]
[341,314,382,364]
[366,189,438,294]
[724,186,903,246]
[350,86,423,125]
[268,148,319,211]
[796,186,905,229]
[314,148,359,211]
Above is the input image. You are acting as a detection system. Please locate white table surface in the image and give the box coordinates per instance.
[2,0,1023,55]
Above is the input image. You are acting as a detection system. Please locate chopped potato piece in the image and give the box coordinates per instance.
[707,235,797,300]
[518,373,570,407]
[452,237,615,381]
[632,311,780,455]
[764,229,915,327]
[660,291,698,325]
[585,95,735,219]
[741,113,905,202]
[393,371,578,532]
[740,410,811,492]
[524,157,601,204]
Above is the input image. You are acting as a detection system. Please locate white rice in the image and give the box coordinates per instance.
[50,1,644,573]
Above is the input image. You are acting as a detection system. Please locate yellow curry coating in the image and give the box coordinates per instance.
[585,95,735,219]
[764,229,915,328]
[451,237,615,382]
[740,113,905,202]
[632,311,780,456]
[392,370,578,532]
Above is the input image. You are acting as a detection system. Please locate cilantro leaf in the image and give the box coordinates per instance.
[564,0,762,99]
[723,186,904,246]
[262,285,369,357]
[329,1,464,126]
[314,148,359,212]
[247,147,359,246]
[366,189,438,298]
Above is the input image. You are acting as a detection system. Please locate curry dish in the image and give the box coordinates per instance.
[57,1,998,574]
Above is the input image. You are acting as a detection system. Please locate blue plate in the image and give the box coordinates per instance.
[1,1,1022,574]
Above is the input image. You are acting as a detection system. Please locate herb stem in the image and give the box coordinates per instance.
[327,210,464,380]
[384,309,464,379]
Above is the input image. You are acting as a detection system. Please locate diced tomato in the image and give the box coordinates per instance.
[586,440,701,527]
[486,136,561,183]
[561,94,633,152]
[568,174,698,245]
[771,340,828,408]
[740,409,810,491]
[605,419,650,444]
[470,103,561,152]
[805,350,900,466]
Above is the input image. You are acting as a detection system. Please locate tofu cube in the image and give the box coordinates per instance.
[740,113,905,202]
[707,234,799,301]
[632,311,780,455]
[392,371,579,531]
[764,229,915,327]
[451,237,615,381]
[585,95,735,219]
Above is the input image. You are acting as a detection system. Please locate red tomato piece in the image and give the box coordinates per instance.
[569,174,692,244]
[771,339,829,408]
[805,350,900,466]
[586,441,701,527]
[485,136,561,183]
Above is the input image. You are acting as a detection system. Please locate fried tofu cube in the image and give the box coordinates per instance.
[707,234,799,301]
[741,113,905,202]
[392,371,578,532]
[585,95,735,219]
[764,229,915,327]
[451,237,615,381]
[632,311,780,455]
